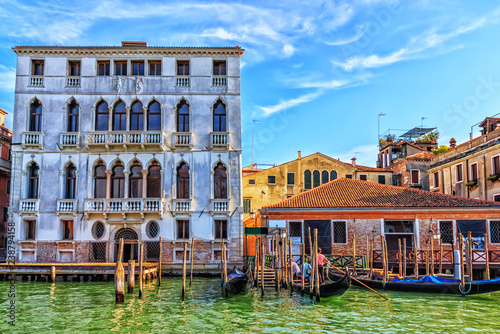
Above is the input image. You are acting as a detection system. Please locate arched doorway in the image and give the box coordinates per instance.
[114,228,138,262]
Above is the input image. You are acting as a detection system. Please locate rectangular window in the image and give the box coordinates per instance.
[62,220,73,240]
[213,60,226,75]
[243,199,251,214]
[114,61,127,76]
[289,221,302,238]
[493,156,500,175]
[26,220,36,240]
[360,174,367,181]
[494,194,500,202]
[3,207,7,222]
[97,61,110,76]
[132,61,144,75]
[333,221,347,244]
[456,164,463,182]
[287,173,295,185]
[470,163,478,182]
[149,61,161,76]
[215,219,227,239]
[268,176,276,184]
[248,179,255,185]
[68,61,80,76]
[411,170,419,184]
[392,175,402,187]
[378,175,386,184]
[177,60,189,75]
[439,221,453,244]
[345,174,352,179]
[491,221,500,243]
[434,172,439,188]
[6,179,10,195]
[32,60,44,75]
[177,220,190,239]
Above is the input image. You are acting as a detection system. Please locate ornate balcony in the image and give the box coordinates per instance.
[56,199,78,215]
[172,132,192,149]
[19,199,40,215]
[22,132,44,150]
[212,75,227,87]
[172,199,191,216]
[210,132,229,149]
[84,198,164,218]
[85,131,166,152]
[59,132,80,150]
[176,76,190,87]
[66,77,80,87]
[211,199,230,215]
[29,76,43,87]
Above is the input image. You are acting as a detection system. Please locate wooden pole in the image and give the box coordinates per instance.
[468,231,473,282]
[115,238,125,303]
[381,236,386,283]
[485,232,490,280]
[425,241,429,276]
[439,238,443,275]
[182,243,187,300]
[314,228,320,302]
[223,241,228,297]
[284,236,289,288]
[308,227,314,295]
[189,237,194,288]
[301,242,305,294]
[254,237,259,286]
[272,235,278,291]
[384,236,389,282]
[127,260,135,293]
[459,233,465,287]
[369,238,373,279]
[352,233,357,274]
[398,239,402,278]
[288,237,293,293]
[281,235,286,288]
[413,236,419,278]
[139,242,144,298]
[366,235,369,271]
[403,238,407,279]
[51,266,56,283]
[430,235,435,275]
[331,265,389,300]
[158,237,162,286]
[260,238,265,296]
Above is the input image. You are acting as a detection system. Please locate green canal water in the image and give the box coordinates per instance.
[1,278,500,333]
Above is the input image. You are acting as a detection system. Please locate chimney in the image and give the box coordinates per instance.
[351,157,356,167]
[298,151,301,160]
[450,138,456,148]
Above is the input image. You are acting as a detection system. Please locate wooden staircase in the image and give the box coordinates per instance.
[255,267,276,288]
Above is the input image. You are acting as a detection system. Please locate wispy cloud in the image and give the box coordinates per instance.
[333,17,488,71]
[324,25,366,46]
[258,91,324,116]
[0,65,15,91]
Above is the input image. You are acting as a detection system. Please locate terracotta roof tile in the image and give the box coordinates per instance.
[265,178,500,209]
[405,151,435,160]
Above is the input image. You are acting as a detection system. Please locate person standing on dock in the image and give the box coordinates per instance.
[304,257,312,283]
[291,259,301,279]
[317,248,328,284]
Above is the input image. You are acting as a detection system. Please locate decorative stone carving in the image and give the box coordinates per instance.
[113,77,122,93]
[136,78,144,94]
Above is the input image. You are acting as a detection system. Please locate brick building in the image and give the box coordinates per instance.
[258,178,500,276]
[0,108,11,259]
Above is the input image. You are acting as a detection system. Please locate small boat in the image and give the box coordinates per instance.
[222,267,251,296]
[340,274,500,295]
[293,270,351,299]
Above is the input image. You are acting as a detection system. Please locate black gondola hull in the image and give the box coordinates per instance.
[223,268,250,296]
[294,271,351,298]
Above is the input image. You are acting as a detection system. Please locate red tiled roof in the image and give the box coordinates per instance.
[405,151,435,160]
[265,178,500,209]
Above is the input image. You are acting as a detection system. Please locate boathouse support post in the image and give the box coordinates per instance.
[288,238,293,294]
[431,234,435,276]
[115,238,125,303]
[425,241,429,276]
[314,229,320,302]
[352,234,357,274]
[485,232,490,280]
[439,239,443,275]
[468,231,473,282]
[223,241,228,297]
[273,236,278,291]
[459,234,465,287]
[413,236,419,278]
[190,236,194,288]
[182,243,187,300]
[51,266,56,283]
[139,242,144,298]
[381,236,386,283]
[128,260,135,293]
[403,238,407,279]
[398,239,402,278]
[260,238,265,296]
[308,227,314,295]
[254,237,260,288]
[301,242,305,296]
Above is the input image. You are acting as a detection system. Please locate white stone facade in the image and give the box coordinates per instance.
[11,44,244,264]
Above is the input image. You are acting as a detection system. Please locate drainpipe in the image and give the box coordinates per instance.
[298,151,302,192]
[466,158,470,198]
[483,154,488,200]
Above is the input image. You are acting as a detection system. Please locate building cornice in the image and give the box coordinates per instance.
[12,46,245,57]
[261,206,500,213]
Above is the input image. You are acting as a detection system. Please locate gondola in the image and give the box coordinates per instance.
[293,270,351,299]
[333,273,500,295]
[222,267,251,296]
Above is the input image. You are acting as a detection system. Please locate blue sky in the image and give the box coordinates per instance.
[1,1,500,167]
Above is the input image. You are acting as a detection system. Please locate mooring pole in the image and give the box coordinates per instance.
[260,238,265,296]
[128,260,135,293]
[51,266,56,283]
[413,236,419,278]
[403,238,407,279]
[182,243,187,300]
[139,242,144,298]
[352,233,357,274]
[190,236,195,288]
[115,238,125,303]
[398,239,402,278]
[314,229,320,302]
[158,237,162,286]
[485,232,490,280]
[308,227,313,295]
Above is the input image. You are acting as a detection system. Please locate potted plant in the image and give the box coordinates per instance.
[487,174,500,181]
[466,180,478,187]
[410,183,421,188]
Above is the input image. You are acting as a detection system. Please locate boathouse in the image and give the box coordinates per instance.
[257,178,500,278]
